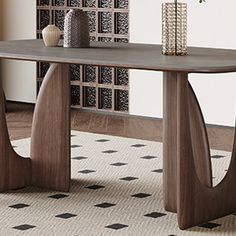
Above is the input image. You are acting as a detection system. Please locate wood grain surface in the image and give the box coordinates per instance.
[1,39,236,229]
[163,72,178,213]
[31,63,70,191]
[163,72,213,214]
[176,73,236,229]
[0,75,31,191]
[1,40,236,73]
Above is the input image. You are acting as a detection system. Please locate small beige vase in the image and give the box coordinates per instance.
[42,25,61,47]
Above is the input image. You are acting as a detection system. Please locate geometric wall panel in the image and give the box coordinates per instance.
[36,0,129,113]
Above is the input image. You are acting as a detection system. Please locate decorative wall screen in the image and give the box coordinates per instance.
[36,0,129,113]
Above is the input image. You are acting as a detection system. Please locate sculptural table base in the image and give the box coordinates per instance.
[0,63,70,192]
[0,64,236,230]
[163,72,236,229]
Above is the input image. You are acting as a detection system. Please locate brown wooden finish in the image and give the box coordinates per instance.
[163,72,178,213]
[188,83,212,187]
[2,40,236,73]
[0,74,31,191]
[1,39,236,229]
[163,72,213,214]
[176,73,236,229]
[31,63,70,191]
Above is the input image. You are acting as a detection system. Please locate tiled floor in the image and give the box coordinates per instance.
[0,131,234,235]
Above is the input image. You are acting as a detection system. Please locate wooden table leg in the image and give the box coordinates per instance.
[31,63,70,192]
[0,76,31,191]
[163,72,178,213]
[175,72,236,229]
[163,72,219,229]
[163,72,212,213]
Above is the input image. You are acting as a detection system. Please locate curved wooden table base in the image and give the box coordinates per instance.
[163,72,236,229]
[0,77,31,191]
[31,63,70,191]
[0,63,70,192]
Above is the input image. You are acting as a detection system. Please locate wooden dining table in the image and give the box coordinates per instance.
[0,39,235,230]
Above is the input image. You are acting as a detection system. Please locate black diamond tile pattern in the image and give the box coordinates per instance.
[211,155,225,159]
[152,169,163,173]
[120,176,138,181]
[72,156,88,160]
[8,132,232,234]
[71,145,82,148]
[141,155,158,160]
[110,162,127,166]
[105,223,128,230]
[13,224,36,231]
[144,212,167,218]
[48,194,69,199]
[96,139,110,142]
[102,150,118,154]
[131,193,152,198]
[55,213,77,219]
[131,144,146,148]
[78,170,96,174]
[9,204,29,209]
[95,202,116,208]
[199,222,221,229]
[85,185,105,190]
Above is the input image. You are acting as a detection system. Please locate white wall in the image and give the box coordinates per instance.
[1,0,36,103]
[130,0,236,127]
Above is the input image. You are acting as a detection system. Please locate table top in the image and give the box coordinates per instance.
[0,39,236,73]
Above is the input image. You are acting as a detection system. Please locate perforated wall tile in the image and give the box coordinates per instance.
[37,0,129,113]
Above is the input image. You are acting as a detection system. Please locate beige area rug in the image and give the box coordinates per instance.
[0,131,235,235]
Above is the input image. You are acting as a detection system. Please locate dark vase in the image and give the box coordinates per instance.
[63,9,90,48]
